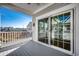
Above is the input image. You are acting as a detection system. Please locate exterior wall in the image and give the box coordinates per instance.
[32,3,70,42]
[32,16,38,41]
[32,3,79,56]
[75,4,79,56]
[34,3,70,17]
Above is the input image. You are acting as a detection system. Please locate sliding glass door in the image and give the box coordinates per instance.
[38,10,73,54]
[38,18,48,44]
[50,11,73,52]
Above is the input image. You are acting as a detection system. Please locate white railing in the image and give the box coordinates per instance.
[0,31,28,47]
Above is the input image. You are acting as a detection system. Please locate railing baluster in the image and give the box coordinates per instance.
[4,33,6,43]
[0,31,29,47]
[2,33,3,44]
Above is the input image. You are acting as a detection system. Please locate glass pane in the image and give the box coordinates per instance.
[58,14,63,40]
[51,16,58,45]
[38,18,48,44]
[51,14,64,48]
[63,12,71,50]
[50,12,71,51]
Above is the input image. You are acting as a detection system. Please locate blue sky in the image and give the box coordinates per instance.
[0,6,32,28]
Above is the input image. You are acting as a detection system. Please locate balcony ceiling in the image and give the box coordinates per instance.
[0,3,53,15]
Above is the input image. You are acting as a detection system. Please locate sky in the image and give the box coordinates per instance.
[0,6,32,28]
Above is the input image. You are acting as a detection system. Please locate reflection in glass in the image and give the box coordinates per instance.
[38,18,48,44]
[51,12,71,51]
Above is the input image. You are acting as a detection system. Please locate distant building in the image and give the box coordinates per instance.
[0,27,27,32]
[27,22,32,33]
[26,22,32,37]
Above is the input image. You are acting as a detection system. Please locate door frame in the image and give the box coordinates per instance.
[49,10,74,55]
[36,7,75,55]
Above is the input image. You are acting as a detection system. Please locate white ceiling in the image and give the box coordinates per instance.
[12,3,53,15]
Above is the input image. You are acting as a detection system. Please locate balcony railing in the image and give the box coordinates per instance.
[0,31,29,47]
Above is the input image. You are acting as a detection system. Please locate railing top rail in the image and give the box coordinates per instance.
[0,31,26,33]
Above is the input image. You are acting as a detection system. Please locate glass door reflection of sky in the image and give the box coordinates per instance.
[0,6,32,28]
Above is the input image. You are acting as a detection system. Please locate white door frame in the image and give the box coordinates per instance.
[49,10,74,55]
[36,9,74,55]
[36,4,76,55]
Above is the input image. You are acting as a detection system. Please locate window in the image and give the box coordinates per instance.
[50,12,71,51]
[38,18,48,44]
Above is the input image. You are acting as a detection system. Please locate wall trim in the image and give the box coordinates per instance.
[36,4,77,20]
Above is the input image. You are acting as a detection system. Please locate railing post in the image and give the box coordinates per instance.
[4,33,6,43]
[12,32,13,42]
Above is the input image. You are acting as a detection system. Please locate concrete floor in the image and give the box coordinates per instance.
[6,40,70,56]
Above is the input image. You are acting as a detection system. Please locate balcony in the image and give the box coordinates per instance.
[0,31,70,56]
[0,32,31,47]
[1,3,79,56]
[0,40,70,56]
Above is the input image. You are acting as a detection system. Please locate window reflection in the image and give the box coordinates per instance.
[38,18,48,44]
[38,12,71,51]
[51,12,71,51]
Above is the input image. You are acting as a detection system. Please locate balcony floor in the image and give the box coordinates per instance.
[0,40,69,56]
